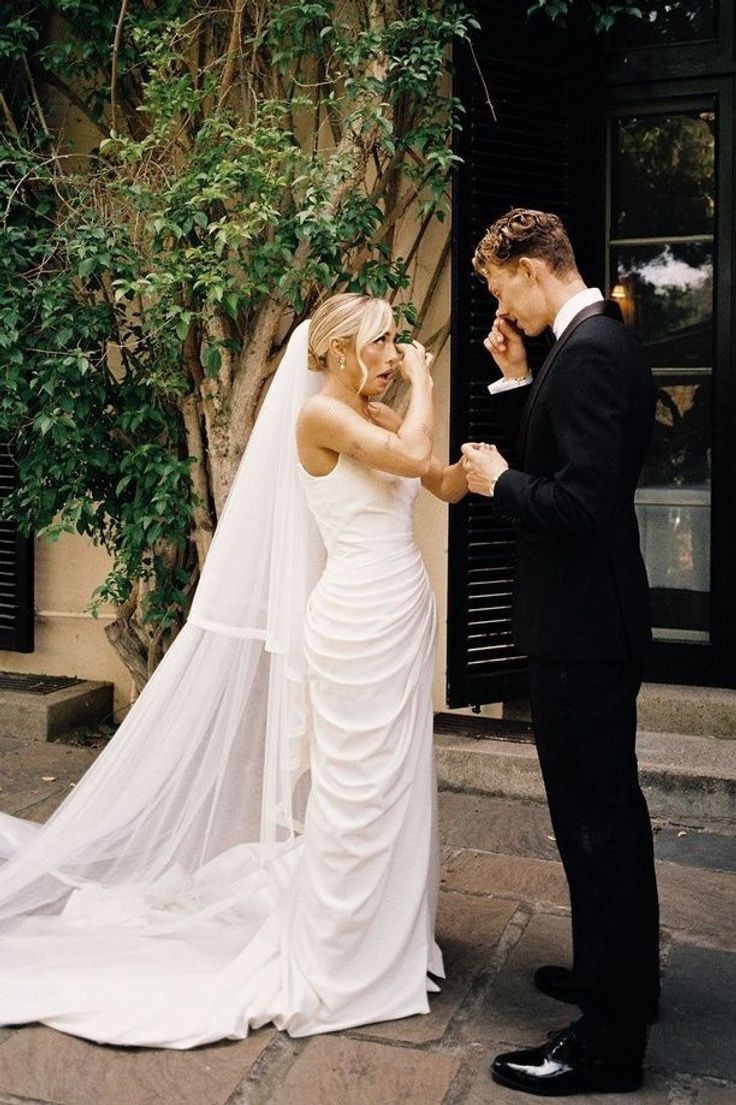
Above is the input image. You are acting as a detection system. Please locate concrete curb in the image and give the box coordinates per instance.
[434,728,736,823]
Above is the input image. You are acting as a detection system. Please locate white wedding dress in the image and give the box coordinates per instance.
[0,435,443,1046]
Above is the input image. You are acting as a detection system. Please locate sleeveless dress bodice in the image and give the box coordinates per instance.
[298,452,420,559]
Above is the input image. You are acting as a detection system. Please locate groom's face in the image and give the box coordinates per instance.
[483,259,549,337]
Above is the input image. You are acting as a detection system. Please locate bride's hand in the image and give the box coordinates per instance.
[367,401,402,433]
[397,340,433,384]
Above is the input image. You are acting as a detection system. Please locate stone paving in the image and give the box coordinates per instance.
[0,736,735,1105]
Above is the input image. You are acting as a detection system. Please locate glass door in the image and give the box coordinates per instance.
[608,100,715,651]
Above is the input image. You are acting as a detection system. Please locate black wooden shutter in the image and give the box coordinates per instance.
[447,1,599,708]
[0,444,34,652]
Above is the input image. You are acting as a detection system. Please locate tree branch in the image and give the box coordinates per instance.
[0,92,19,137]
[218,0,247,110]
[180,395,214,570]
[22,56,51,138]
[110,0,130,134]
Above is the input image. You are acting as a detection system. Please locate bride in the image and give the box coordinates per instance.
[0,292,468,1048]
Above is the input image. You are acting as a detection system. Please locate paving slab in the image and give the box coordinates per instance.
[441,849,570,911]
[265,1036,460,1105]
[654,826,736,872]
[441,848,736,952]
[649,946,736,1082]
[0,1025,275,1105]
[438,791,558,861]
[0,737,98,821]
[462,1058,674,1105]
[691,1082,736,1104]
[353,893,517,1045]
[657,860,736,951]
[457,913,574,1050]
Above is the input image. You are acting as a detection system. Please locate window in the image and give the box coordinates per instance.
[609,103,715,645]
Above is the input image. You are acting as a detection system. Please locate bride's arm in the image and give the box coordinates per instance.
[421,457,468,503]
[298,345,434,478]
[368,402,468,503]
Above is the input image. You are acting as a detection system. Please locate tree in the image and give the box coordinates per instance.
[1,0,475,686]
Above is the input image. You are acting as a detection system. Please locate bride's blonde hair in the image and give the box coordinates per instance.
[308,293,394,390]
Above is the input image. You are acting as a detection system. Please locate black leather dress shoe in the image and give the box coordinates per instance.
[533,965,659,1023]
[491,1020,645,1097]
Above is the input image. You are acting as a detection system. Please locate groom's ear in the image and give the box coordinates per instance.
[518,257,539,284]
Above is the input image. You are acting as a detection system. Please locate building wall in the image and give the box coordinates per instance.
[0,533,134,717]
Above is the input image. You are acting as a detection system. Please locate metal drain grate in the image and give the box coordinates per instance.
[0,672,84,695]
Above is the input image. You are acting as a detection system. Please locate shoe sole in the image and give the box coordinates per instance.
[491,1067,644,1097]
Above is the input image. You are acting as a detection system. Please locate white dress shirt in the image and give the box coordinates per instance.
[552,286,604,340]
[487,286,604,396]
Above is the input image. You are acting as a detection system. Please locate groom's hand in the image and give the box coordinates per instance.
[484,315,529,380]
[461,442,509,497]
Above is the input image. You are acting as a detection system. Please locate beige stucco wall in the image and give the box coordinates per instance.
[0,534,134,717]
[412,278,452,713]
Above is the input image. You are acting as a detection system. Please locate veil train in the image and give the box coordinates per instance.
[0,319,322,933]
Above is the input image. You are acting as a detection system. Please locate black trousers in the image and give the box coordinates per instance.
[528,657,660,1029]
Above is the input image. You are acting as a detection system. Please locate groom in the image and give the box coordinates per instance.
[461,208,660,1096]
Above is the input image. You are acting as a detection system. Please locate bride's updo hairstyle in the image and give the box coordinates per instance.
[308,293,394,391]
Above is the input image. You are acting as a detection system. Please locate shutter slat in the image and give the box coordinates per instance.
[0,443,34,652]
[447,0,582,707]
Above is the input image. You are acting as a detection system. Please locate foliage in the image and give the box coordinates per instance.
[0,0,475,682]
[527,0,644,32]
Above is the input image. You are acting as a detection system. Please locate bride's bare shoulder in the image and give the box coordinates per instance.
[298,393,355,430]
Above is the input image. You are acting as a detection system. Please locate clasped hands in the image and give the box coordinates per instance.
[460,442,508,497]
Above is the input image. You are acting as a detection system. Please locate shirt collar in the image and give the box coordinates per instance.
[552,287,604,340]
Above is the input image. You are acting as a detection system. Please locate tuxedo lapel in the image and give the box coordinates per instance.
[515,299,623,463]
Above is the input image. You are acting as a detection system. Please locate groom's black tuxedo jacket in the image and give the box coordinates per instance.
[491,300,657,661]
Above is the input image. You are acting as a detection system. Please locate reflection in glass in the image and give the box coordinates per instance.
[637,378,711,639]
[611,243,712,368]
[640,380,711,489]
[636,490,710,637]
[611,0,716,47]
[612,112,715,238]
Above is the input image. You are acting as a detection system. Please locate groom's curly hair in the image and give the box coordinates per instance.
[473,208,577,276]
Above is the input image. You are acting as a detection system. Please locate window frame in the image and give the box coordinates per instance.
[607,76,735,686]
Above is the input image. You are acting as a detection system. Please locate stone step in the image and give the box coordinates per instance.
[499,682,736,740]
[637,682,736,739]
[434,719,736,824]
[0,675,114,742]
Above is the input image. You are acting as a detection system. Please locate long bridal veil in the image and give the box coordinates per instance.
[0,319,324,930]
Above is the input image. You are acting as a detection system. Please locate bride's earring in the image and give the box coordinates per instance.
[339,354,346,371]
